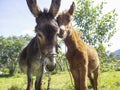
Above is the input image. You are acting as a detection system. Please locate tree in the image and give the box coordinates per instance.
[74,0,118,72]
[96,44,110,71]
[0,35,31,75]
[54,40,68,73]
[74,0,118,46]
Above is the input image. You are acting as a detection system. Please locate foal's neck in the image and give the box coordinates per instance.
[64,27,85,52]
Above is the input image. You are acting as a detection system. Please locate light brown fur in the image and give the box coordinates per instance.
[57,2,99,90]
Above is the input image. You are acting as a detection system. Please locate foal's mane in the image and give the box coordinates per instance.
[65,25,85,50]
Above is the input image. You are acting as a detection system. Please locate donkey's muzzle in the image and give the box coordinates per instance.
[46,64,56,72]
[44,53,57,72]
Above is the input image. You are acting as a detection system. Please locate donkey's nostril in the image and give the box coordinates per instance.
[46,64,56,72]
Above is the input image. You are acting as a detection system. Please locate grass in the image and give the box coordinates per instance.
[0,71,120,90]
[98,71,120,90]
[0,74,27,90]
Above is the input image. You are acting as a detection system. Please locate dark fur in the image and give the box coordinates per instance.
[19,0,61,90]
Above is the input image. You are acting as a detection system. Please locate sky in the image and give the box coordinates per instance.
[0,0,120,52]
[0,0,74,36]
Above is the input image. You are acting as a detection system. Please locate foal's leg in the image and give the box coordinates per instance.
[93,67,99,90]
[79,66,88,90]
[71,69,80,90]
[27,67,33,90]
[35,66,44,90]
[88,73,94,89]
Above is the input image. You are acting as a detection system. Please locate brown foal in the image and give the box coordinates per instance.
[57,2,99,90]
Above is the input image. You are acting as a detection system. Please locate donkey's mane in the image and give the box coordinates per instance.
[28,36,40,56]
[38,9,53,19]
[20,36,40,60]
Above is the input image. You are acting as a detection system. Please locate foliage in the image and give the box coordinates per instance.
[0,35,31,75]
[96,44,109,72]
[74,0,118,46]
[96,44,120,72]
[53,40,69,74]
[108,53,120,71]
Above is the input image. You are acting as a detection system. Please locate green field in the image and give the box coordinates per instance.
[0,71,120,90]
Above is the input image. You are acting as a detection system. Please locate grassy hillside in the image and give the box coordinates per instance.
[0,71,120,90]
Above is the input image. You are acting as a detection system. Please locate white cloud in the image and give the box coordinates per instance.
[107,30,120,52]
[22,29,35,36]
[104,0,120,52]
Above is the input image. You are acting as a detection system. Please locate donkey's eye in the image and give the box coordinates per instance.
[37,33,43,38]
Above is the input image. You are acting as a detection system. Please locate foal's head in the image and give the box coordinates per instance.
[57,2,75,38]
[27,0,61,71]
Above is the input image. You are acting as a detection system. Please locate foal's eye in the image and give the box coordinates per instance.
[66,17,70,22]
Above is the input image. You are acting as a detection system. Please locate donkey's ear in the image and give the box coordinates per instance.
[26,0,41,17]
[68,2,75,15]
[49,0,61,17]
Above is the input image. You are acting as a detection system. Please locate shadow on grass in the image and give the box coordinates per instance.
[8,86,23,90]
[88,85,93,90]
[0,74,13,78]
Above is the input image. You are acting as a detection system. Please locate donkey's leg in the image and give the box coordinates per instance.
[26,67,33,90]
[79,65,88,90]
[70,69,80,90]
[35,75,42,90]
[47,72,51,90]
[35,66,44,90]
[93,67,99,90]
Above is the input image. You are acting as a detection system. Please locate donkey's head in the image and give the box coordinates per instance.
[57,2,75,39]
[26,0,61,71]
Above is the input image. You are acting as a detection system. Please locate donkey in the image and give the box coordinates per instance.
[19,0,61,90]
[57,2,99,90]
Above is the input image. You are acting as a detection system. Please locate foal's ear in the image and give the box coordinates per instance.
[68,2,75,15]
